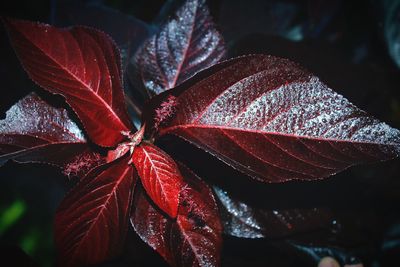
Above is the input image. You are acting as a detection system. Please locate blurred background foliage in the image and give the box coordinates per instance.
[0,0,400,266]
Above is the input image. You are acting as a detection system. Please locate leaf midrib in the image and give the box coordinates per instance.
[159,124,400,146]
[71,165,131,256]
[16,25,129,131]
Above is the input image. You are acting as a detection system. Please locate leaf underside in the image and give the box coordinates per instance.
[213,187,334,239]
[150,54,400,183]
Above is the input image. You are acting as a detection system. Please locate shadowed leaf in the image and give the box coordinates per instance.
[213,186,333,239]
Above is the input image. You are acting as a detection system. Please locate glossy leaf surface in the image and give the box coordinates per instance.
[130,0,225,95]
[132,143,183,218]
[150,55,400,182]
[3,18,132,147]
[213,187,333,239]
[0,93,103,177]
[131,164,222,267]
[55,155,134,266]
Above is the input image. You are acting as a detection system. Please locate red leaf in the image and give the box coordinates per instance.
[55,155,134,267]
[213,186,334,239]
[107,124,146,163]
[129,0,225,95]
[3,18,132,147]
[148,55,400,182]
[0,93,104,178]
[132,143,183,218]
[131,164,222,267]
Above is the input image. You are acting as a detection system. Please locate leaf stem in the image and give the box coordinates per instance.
[125,95,142,118]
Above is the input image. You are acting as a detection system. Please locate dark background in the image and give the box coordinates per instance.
[0,0,400,266]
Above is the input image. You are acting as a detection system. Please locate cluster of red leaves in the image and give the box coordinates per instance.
[1,0,399,266]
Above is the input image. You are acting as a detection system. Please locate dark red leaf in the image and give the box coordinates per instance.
[0,93,104,178]
[131,164,222,267]
[132,143,183,218]
[148,54,400,183]
[213,186,334,239]
[55,155,134,267]
[3,18,132,147]
[129,0,226,96]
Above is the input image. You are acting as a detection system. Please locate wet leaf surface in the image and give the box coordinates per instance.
[148,55,400,183]
[0,93,104,178]
[129,0,225,96]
